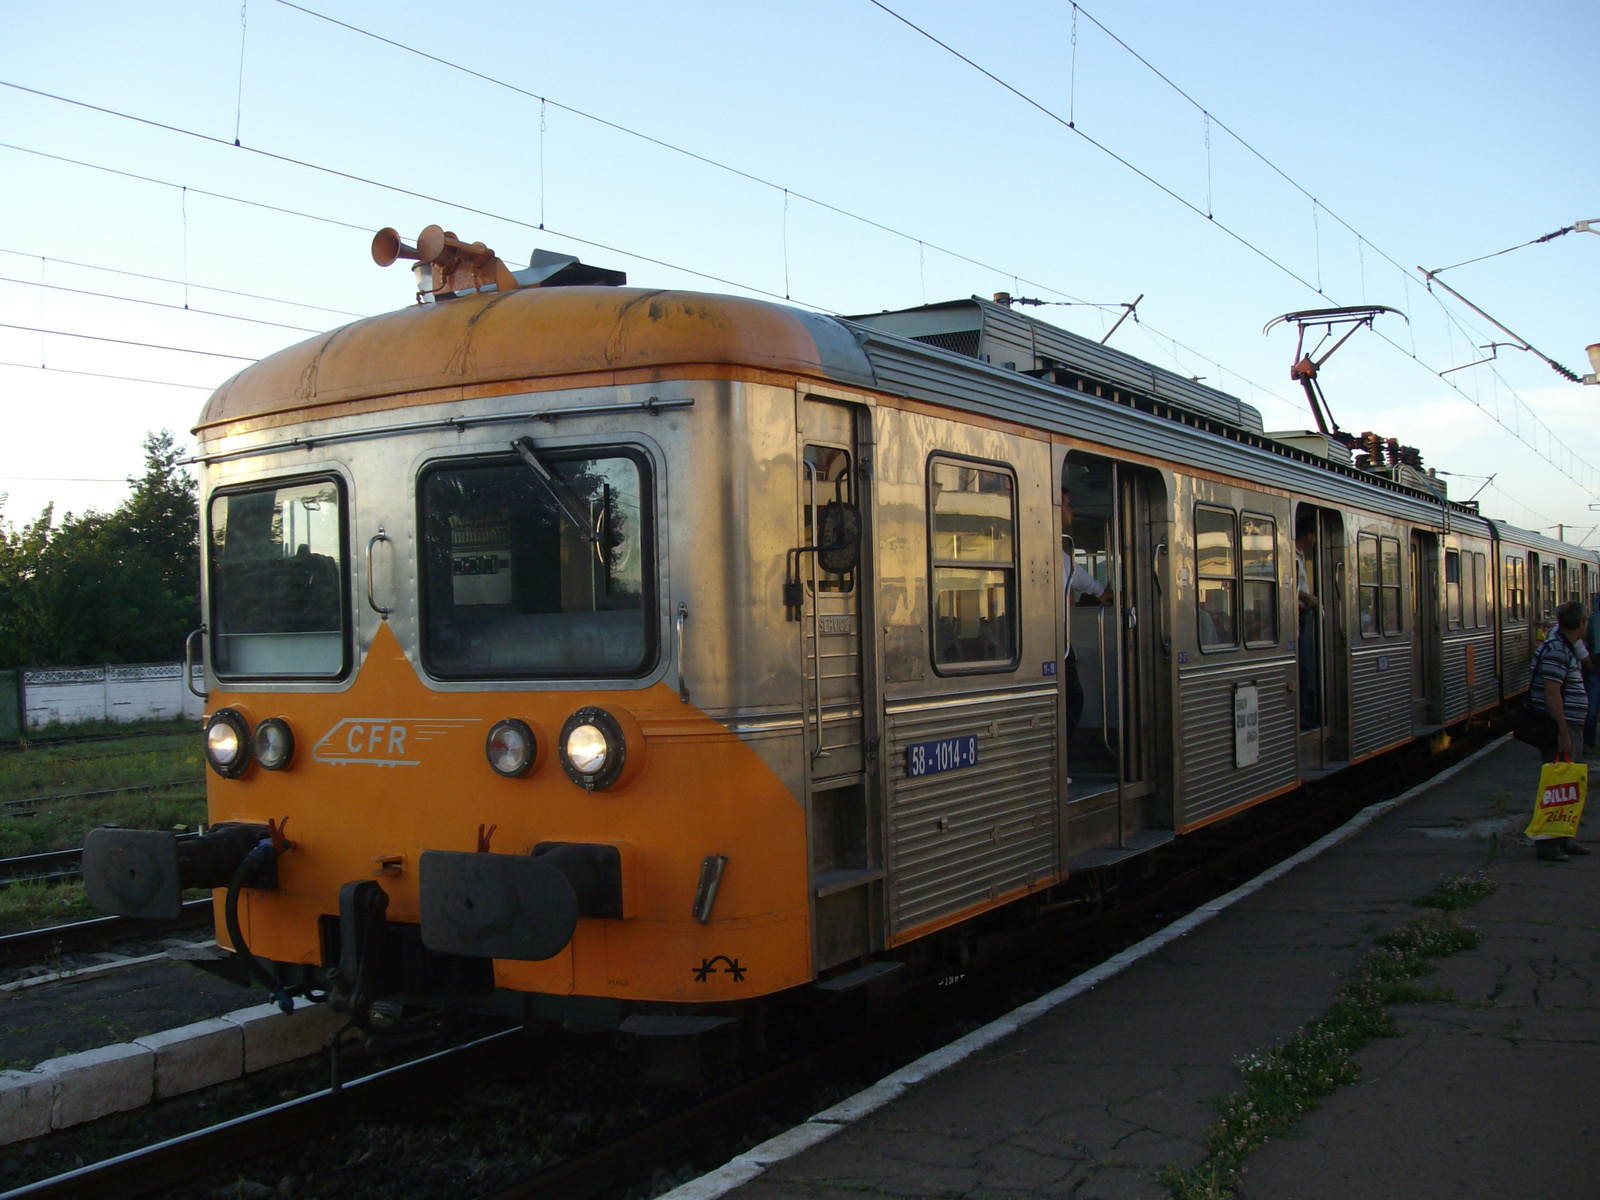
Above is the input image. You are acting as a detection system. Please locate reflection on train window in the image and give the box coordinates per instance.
[1240,513,1277,647]
[1445,550,1462,629]
[208,477,346,678]
[929,459,1017,671]
[1504,556,1526,620]
[802,445,853,594]
[1472,553,1488,628]
[1542,563,1556,619]
[1195,505,1236,649]
[1380,536,1402,634]
[418,450,653,678]
[1357,533,1401,637]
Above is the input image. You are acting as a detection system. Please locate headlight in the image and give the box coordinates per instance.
[205,709,252,779]
[486,718,536,777]
[559,707,626,790]
[253,718,295,771]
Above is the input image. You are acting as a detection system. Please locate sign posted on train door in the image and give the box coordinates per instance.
[1234,683,1260,768]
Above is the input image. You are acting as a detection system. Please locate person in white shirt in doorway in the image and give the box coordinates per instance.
[1062,482,1115,737]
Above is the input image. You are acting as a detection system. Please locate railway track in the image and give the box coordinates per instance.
[0,727,198,755]
[0,898,213,969]
[2,778,205,814]
[0,832,201,890]
[1,724,1501,1200]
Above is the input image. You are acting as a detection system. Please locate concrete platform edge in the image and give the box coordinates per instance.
[0,995,341,1146]
[655,734,1513,1200]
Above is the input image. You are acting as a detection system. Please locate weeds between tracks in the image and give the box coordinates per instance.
[1160,870,1499,1200]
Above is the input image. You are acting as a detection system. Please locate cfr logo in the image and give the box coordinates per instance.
[311,718,479,767]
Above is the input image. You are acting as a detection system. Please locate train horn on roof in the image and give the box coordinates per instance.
[370,227,420,267]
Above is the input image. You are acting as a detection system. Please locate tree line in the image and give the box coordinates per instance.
[0,431,200,669]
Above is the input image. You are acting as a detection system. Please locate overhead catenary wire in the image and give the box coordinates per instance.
[0,360,215,390]
[0,79,1303,418]
[0,275,324,334]
[861,2,1600,502]
[0,246,365,317]
[0,322,257,361]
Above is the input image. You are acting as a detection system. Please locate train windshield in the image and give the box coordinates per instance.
[419,450,654,678]
[208,477,347,678]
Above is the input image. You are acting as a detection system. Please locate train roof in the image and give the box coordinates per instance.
[191,278,1597,562]
[194,286,875,434]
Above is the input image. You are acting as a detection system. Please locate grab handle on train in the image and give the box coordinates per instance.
[184,626,208,700]
[366,527,392,619]
[677,602,691,703]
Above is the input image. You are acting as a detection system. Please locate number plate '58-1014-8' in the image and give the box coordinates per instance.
[906,735,980,779]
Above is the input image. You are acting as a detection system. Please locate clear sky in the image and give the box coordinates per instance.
[2,1,1596,538]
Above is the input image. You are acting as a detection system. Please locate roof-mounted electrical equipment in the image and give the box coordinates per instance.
[1264,305,1405,440]
[372,225,626,301]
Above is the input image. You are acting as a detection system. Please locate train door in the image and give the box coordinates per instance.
[1410,531,1442,728]
[1063,453,1170,861]
[797,396,882,969]
[1295,505,1349,771]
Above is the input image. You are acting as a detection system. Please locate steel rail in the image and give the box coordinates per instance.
[0,1027,522,1200]
[3,778,205,811]
[0,832,201,890]
[0,898,213,968]
[0,728,197,754]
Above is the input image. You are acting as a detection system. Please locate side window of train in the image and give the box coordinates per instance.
[1473,553,1488,628]
[1195,505,1237,650]
[1445,550,1462,629]
[1381,537,1402,634]
[1504,556,1524,620]
[208,475,349,679]
[928,457,1018,672]
[1240,512,1278,648]
[1356,534,1401,637]
[803,445,854,594]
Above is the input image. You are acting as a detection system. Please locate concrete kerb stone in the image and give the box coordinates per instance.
[652,734,1514,1200]
[136,1017,244,1098]
[39,1042,154,1130]
[0,1069,55,1146]
[1,996,346,1145]
[225,997,344,1074]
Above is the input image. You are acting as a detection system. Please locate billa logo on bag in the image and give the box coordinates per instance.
[1542,782,1581,809]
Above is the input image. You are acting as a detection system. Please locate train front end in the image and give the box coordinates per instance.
[82,245,875,1032]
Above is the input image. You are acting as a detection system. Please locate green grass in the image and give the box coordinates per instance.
[1412,870,1499,911]
[0,726,205,859]
[0,879,101,933]
[1160,882,1496,1200]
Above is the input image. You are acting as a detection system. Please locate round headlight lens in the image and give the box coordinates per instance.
[253,718,295,771]
[205,709,252,779]
[559,707,626,790]
[565,724,608,775]
[486,719,536,777]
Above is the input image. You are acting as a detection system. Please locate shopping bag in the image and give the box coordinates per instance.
[1526,758,1588,840]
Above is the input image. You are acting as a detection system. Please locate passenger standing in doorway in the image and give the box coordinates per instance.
[1062,483,1114,736]
[1585,590,1600,755]
[1529,600,1592,861]
[1295,514,1321,732]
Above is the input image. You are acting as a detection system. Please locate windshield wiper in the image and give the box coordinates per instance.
[510,437,603,553]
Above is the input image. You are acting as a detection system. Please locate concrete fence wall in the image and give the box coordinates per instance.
[21,662,205,731]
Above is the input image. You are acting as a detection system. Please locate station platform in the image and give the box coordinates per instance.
[713,737,1600,1200]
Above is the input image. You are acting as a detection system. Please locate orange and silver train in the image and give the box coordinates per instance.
[84,227,1597,1031]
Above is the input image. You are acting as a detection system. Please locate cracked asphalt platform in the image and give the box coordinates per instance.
[723,738,1600,1200]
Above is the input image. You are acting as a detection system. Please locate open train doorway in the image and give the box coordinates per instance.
[1062,453,1171,863]
[1410,530,1443,730]
[1295,504,1350,772]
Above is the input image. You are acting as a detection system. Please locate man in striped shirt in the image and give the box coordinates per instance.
[1529,600,1592,861]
